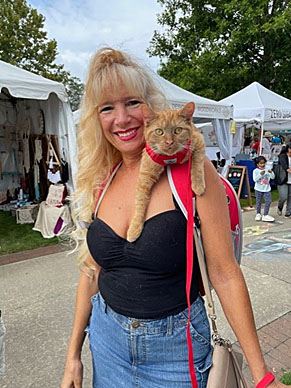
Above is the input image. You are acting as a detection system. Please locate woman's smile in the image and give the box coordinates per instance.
[113,127,139,141]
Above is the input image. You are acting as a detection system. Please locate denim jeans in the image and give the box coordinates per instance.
[86,293,212,388]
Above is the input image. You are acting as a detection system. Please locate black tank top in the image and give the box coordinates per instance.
[86,198,199,319]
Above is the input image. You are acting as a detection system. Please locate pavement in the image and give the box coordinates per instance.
[0,203,290,388]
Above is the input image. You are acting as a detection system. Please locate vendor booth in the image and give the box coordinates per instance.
[220,81,291,154]
[74,73,234,172]
[0,60,76,235]
[220,81,291,185]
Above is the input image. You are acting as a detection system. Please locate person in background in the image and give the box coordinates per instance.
[277,143,291,218]
[251,137,260,155]
[261,131,272,155]
[61,47,288,388]
[253,156,275,222]
[279,135,285,145]
[271,136,282,157]
[243,135,252,154]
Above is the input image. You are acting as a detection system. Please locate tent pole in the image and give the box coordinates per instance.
[258,123,264,155]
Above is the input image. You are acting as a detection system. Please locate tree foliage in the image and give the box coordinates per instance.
[148,0,291,100]
[0,0,84,110]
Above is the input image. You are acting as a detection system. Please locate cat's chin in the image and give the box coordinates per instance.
[161,147,184,156]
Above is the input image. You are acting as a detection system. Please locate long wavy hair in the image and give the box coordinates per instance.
[72,47,166,268]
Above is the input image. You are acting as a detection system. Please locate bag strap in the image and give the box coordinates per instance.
[93,162,122,218]
[193,221,218,335]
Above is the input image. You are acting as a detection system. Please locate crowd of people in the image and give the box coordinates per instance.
[243,131,288,157]
[242,130,291,221]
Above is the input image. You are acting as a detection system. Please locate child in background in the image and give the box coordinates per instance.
[253,156,275,222]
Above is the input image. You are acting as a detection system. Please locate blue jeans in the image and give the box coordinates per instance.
[86,293,212,388]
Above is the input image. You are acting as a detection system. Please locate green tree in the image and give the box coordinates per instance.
[148,0,291,100]
[63,76,84,112]
[0,0,84,110]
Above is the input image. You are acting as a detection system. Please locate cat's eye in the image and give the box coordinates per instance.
[174,127,183,134]
[155,128,164,136]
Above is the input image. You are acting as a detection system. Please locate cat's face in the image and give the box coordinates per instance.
[142,103,195,156]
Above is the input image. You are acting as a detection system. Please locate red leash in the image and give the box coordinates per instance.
[185,150,198,388]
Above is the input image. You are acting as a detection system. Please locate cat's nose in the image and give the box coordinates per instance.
[166,140,173,146]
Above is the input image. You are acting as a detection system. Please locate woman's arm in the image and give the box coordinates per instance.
[196,158,285,387]
[61,255,100,388]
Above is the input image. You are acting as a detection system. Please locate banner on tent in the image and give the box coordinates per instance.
[265,108,291,120]
[170,102,232,120]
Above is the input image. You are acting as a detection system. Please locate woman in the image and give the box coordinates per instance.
[61,47,287,388]
[277,143,291,218]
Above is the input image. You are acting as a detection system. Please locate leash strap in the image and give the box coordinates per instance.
[185,149,198,388]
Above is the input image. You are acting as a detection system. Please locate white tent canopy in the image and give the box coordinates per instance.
[220,81,291,131]
[0,60,77,194]
[152,73,233,121]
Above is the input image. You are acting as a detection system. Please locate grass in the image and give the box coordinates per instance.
[0,211,59,255]
[239,188,279,209]
[280,372,291,385]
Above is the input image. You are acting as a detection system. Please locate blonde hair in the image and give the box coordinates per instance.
[72,47,166,267]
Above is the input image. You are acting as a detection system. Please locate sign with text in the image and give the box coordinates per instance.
[226,165,253,207]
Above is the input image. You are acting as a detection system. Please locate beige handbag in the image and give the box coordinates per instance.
[193,226,248,388]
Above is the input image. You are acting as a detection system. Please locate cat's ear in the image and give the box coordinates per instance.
[141,104,157,125]
[180,102,195,122]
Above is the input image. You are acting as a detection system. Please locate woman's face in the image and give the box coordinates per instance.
[287,148,291,157]
[98,86,145,157]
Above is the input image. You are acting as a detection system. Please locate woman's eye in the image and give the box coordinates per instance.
[127,100,141,106]
[155,128,164,136]
[99,106,113,113]
[174,127,182,134]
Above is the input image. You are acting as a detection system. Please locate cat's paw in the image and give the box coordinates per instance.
[127,224,143,243]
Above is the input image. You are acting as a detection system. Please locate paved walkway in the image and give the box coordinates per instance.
[235,205,291,386]
[0,203,290,387]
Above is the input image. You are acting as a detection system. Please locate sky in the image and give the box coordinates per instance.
[27,0,164,82]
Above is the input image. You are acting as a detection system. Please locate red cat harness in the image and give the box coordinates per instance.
[145,140,191,166]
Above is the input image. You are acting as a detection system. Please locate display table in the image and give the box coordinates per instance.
[16,204,39,224]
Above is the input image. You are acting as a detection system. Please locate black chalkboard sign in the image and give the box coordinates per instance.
[226,165,253,207]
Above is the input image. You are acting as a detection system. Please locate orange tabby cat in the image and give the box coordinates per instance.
[127,102,205,242]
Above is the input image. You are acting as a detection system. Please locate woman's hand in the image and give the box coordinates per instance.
[61,358,83,388]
